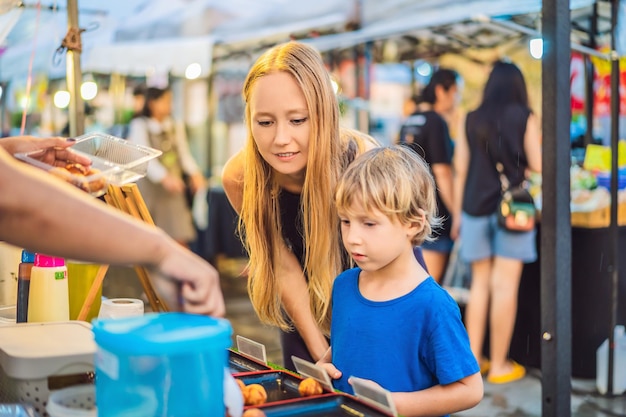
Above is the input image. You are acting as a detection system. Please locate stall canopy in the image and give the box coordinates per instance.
[0,0,607,81]
[304,0,598,56]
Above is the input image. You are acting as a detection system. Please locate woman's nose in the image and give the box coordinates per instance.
[274,122,291,145]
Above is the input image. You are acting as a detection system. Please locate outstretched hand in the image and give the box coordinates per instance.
[316,347,342,380]
[1,136,91,167]
[155,242,225,317]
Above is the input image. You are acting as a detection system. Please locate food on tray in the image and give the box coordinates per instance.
[50,163,107,193]
[242,409,267,417]
[243,383,268,406]
[298,377,323,397]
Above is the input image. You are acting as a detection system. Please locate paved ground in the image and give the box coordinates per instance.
[103,260,626,417]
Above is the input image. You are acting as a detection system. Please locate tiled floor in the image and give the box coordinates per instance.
[103,260,626,417]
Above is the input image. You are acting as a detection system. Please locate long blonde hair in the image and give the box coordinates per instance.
[240,41,347,334]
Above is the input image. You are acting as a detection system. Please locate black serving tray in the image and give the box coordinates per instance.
[256,393,393,417]
[236,370,312,404]
[228,349,272,373]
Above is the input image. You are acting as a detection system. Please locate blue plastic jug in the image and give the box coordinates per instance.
[92,312,232,417]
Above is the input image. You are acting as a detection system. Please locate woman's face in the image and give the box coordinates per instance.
[150,91,172,121]
[435,83,459,113]
[249,71,311,182]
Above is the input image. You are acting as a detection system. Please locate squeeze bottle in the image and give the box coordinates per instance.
[27,254,69,322]
[16,250,35,323]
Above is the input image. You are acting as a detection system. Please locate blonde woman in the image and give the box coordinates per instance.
[222,42,377,370]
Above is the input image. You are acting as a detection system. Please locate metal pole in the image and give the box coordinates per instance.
[606,0,621,397]
[541,0,572,415]
[66,0,84,137]
[583,2,598,147]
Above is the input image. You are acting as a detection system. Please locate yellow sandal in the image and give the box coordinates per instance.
[487,361,526,384]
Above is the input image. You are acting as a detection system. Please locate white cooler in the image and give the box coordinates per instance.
[0,322,95,417]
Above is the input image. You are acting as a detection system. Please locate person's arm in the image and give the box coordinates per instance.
[451,114,469,241]
[391,373,483,417]
[127,118,168,184]
[173,119,206,193]
[223,151,329,361]
[0,135,91,166]
[276,243,330,361]
[431,163,454,213]
[524,112,542,174]
[0,146,224,317]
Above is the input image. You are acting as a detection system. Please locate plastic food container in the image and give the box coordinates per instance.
[92,312,232,417]
[14,133,162,197]
[0,322,96,417]
[236,370,331,408]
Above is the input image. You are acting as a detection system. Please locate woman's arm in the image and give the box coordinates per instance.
[0,146,224,316]
[431,163,454,213]
[223,151,329,361]
[524,113,542,173]
[276,243,330,361]
[391,372,483,417]
[451,115,469,240]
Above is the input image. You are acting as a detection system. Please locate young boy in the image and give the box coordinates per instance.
[318,146,483,417]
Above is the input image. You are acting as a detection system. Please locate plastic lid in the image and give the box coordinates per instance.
[34,254,65,267]
[0,321,95,379]
[21,250,35,263]
[92,312,232,356]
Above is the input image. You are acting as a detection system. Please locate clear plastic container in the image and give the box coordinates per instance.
[14,133,162,197]
[596,325,626,395]
[92,312,232,417]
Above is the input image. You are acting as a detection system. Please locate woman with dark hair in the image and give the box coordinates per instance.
[398,68,459,282]
[127,87,206,250]
[453,61,542,384]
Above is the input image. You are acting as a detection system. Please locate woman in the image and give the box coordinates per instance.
[222,42,377,371]
[453,61,542,384]
[127,87,206,248]
[399,69,459,282]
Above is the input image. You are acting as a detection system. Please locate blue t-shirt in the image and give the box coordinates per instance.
[330,268,478,411]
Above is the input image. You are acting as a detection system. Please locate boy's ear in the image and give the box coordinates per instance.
[407,214,426,239]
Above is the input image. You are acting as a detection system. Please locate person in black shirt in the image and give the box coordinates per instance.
[399,69,459,283]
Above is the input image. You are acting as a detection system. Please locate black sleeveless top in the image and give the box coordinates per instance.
[279,189,306,268]
[463,104,531,216]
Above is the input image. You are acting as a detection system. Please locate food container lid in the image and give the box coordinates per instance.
[92,312,232,356]
[21,251,35,264]
[0,322,95,379]
[34,254,65,267]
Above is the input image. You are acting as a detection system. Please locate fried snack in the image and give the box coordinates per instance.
[298,377,323,397]
[242,409,267,417]
[49,163,107,194]
[243,383,267,406]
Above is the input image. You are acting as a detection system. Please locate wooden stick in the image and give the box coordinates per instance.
[76,264,109,321]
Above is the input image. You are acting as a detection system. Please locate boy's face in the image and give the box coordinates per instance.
[338,200,415,272]
[249,71,311,182]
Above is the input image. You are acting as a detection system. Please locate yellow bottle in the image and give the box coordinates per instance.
[27,254,69,322]
[67,261,102,322]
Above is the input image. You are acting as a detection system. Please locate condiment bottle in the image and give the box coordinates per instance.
[27,254,69,322]
[16,250,35,323]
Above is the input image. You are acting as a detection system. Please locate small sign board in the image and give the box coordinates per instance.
[349,376,398,417]
[236,335,267,364]
[291,356,334,393]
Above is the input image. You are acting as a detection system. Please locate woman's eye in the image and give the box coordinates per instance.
[257,120,273,127]
[364,222,376,227]
[340,219,350,225]
[291,117,308,125]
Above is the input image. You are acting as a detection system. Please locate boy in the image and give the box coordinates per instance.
[318,146,482,417]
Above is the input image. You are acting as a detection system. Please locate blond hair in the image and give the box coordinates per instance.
[335,146,441,246]
[240,41,353,334]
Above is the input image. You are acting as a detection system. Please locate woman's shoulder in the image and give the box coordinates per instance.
[222,150,245,211]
